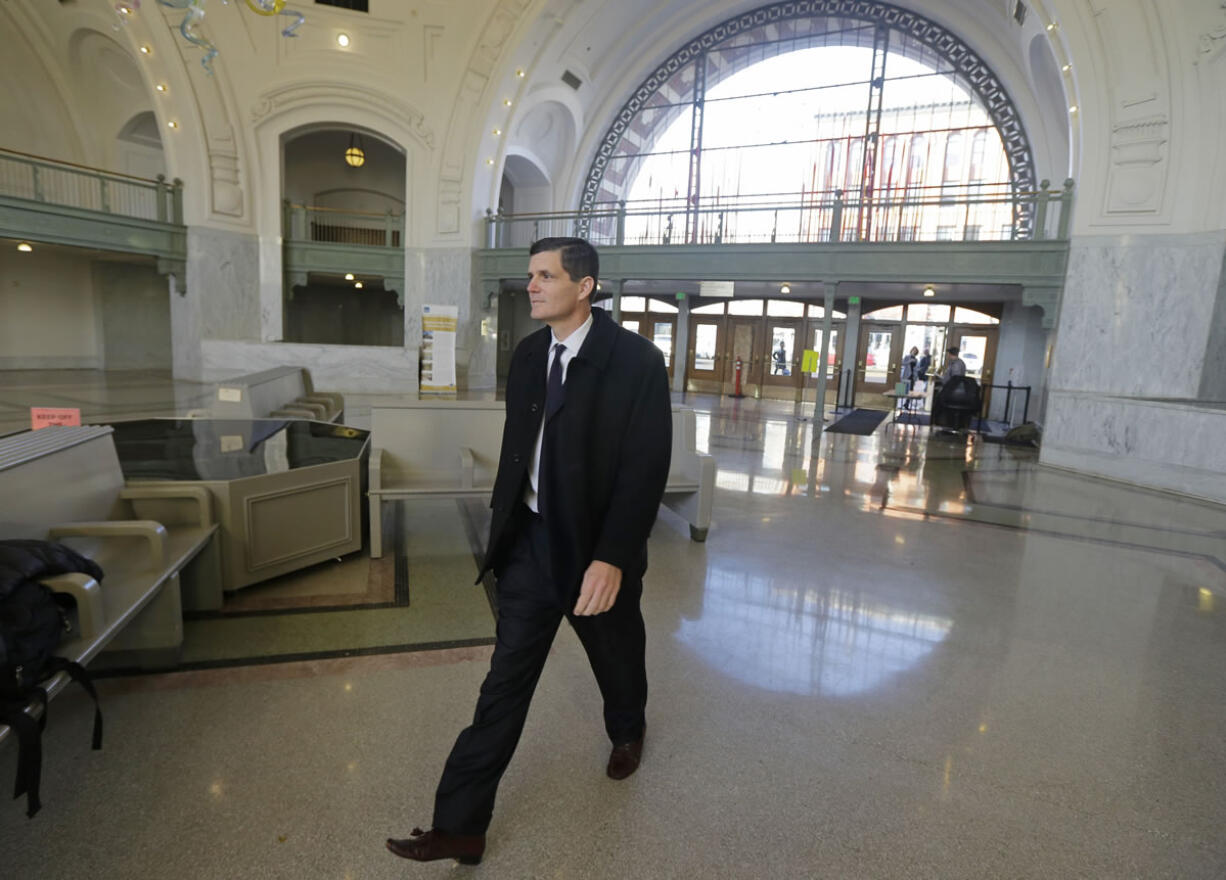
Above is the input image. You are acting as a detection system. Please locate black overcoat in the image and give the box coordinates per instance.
[478,306,672,594]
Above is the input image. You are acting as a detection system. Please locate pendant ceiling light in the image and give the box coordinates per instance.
[345,132,366,168]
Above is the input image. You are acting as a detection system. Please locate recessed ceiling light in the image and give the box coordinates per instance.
[17,242,33,253]
[344,273,355,281]
[780,284,791,294]
[336,33,351,48]
[923,285,935,297]
[354,281,363,289]
[140,44,151,55]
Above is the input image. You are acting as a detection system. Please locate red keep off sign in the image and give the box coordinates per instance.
[30,407,82,430]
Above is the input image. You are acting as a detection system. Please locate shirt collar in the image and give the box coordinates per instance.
[551,311,594,356]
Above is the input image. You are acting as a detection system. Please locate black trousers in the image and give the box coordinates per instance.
[432,507,648,835]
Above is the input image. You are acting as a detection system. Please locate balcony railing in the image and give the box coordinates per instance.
[0,147,182,223]
[282,202,403,248]
[487,179,1074,249]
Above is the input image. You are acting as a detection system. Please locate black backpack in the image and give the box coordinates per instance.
[0,541,104,818]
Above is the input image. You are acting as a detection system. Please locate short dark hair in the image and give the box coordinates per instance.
[947,346,960,355]
[530,237,599,285]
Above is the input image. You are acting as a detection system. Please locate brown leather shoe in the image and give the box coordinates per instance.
[606,729,645,780]
[386,827,485,865]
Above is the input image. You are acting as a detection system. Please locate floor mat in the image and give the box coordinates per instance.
[826,408,890,435]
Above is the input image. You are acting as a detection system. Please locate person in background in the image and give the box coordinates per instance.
[940,345,966,381]
[917,347,932,388]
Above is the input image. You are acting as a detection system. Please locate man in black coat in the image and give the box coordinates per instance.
[387,237,673,866]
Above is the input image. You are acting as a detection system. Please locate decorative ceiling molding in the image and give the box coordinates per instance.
[251,81,435,149]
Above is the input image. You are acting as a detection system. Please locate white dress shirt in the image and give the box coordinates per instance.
[524,312,594,513]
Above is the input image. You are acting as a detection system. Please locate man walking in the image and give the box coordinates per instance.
[386,237,673,865]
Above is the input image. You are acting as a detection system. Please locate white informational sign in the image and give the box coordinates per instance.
[421,304,459,395]
[699,280,735,298]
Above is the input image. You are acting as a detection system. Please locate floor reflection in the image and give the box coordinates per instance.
[675,565,952,697]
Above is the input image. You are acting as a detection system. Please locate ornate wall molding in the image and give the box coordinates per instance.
[1197,2,1226,64]
[251,82,435,150]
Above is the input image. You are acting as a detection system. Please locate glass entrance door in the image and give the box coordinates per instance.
[953,328,999,410]
[724,318,762,397]
[804,321,845,405]
[763,319,802,394]
[856,323,902,399]
[648,317,676,380]
[686,318,724,391]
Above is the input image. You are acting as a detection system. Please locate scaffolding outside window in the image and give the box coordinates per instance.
[581,3,1036,245]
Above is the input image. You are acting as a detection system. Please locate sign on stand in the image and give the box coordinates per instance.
[421,304,459,396]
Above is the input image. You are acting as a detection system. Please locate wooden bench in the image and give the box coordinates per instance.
[0,425,222,747]
[367,402,715,558]
[198,366,345,423]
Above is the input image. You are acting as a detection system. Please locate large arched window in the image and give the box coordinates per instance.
[581,2,1035,244]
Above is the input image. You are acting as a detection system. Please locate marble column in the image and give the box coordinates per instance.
[673,296,691,393]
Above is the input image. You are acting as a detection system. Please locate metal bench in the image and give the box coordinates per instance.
[367,402,715,558]
[0,425,222,746]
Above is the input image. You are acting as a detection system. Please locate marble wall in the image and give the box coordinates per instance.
[1051,232,1226,398]
[1042,231,1226,499]
[404,247,497,390]
[1043,392,1226,503]
[1198,246,1226,401]
[994,302,1048,423]
[200,340,418,395]
[187,227,262,343]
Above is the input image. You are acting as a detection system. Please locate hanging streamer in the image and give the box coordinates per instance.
[158,0,219,74]
[121,1,306,72]
[278,7,305,38]
[244,0,301,38]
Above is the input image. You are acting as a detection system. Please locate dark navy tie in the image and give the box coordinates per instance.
[545,342,565,420]
[539,343,565,522]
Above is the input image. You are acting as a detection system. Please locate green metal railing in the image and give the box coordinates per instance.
[282,202,403,248]
[487,179,1075,249]
[0,147,183,223]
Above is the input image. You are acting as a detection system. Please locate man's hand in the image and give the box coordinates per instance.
[573,560,622,616]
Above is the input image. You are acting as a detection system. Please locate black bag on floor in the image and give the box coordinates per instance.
[0,540,105,818]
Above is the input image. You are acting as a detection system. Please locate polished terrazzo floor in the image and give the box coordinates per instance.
[2,371,1225,878]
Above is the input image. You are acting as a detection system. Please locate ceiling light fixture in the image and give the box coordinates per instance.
[516,69,526,77]
[923,285,935,297]
[503,99,513,107]
[17,242,33,253]
[336,33,351,48]
[345,132,365,167]
[140,44,152,55]
[354,281,363,289]
[780,283,791,294]
[1068,105,1078,114]
[344,273,355,281]
[1061,64,1071,73]
[167,120,179,129]
[492,128,502,136]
